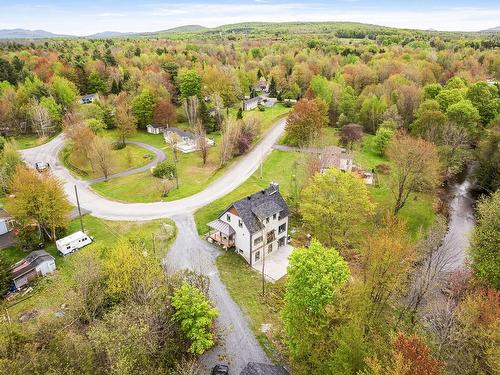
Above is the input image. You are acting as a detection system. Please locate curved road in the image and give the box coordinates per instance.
[21,118,288,373]
[21,118,286,220]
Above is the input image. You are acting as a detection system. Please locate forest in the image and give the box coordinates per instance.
[0,22,499,374]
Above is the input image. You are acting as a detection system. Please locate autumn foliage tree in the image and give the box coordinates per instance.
[285,98,327,146]
[391,333,442,375]
[387,134,441,214]
[6,166,72,241]
[153,98,177,127]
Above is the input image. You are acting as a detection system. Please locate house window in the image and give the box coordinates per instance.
[268,244,273,253]
[273,213,277,220]
[265,217,270,224]
[266,230,275,244]
[238,219,243,228]
[255,251,260,261]
[278,223,286,234]
[226,214,231,222]
[278,236,286,247]
[254,236,263,246]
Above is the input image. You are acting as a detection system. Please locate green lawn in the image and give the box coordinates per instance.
[216,252,287,362]
[91,133,231,202]
[194,150,305,235]
[90,105,290,203]
[2,215,176,326]
[61,142,155,180]
[10,133,59,149]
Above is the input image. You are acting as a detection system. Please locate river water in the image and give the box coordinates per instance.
[440,174,476,273]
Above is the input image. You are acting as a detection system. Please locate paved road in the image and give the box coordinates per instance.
[88,141,166,183]
[21,118,286,220]
[20,118,288,374]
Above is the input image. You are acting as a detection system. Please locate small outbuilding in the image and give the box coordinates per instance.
[56,231,92,256]
[146,124,166,135]
[11,250,56,290]
[243,96,262,111]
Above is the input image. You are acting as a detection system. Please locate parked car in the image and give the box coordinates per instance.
[35,162,50,172]
[211,364,229,375]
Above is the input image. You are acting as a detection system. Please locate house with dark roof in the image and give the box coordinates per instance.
[11,250,56,290]
[207,183,289,265]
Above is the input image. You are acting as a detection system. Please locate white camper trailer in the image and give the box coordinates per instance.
[56,231,92,256]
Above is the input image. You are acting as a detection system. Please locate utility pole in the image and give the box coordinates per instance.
[152,233,156,255]
[74,185,84,232]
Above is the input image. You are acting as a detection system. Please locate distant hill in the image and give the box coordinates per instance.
[85,31,138,39]
[0,28,71,39]
[165,25,207,33]
[481,26,500,32]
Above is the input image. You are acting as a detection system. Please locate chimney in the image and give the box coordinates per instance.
[270,181,279,193]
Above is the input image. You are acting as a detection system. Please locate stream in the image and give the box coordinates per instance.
[440,171,476,273]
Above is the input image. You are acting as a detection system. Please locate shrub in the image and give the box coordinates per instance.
[112,141,126,150]
[152,161,177,179]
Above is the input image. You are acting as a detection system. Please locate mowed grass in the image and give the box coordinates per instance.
[61,143,155,180]
[90,106,290,203]
[194,150,305,235]
[216,252,287,361]
[91,133,227,202]
[10,133,59,149]
[2,215,176,327]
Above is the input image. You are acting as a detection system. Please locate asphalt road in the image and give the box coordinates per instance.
[21,118,286,220]
[20,118,288,374]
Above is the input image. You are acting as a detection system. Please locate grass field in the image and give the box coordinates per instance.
[2,215,176,326]
[61,142,155,180]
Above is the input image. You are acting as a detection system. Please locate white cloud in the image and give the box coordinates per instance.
[0,2,498,35]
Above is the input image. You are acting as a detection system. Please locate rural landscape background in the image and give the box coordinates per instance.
[0,1,499,374]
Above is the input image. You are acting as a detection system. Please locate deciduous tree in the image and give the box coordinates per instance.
[300,168,375,249]
[285,98,327,146]
[387,135,441,214]
[90,137,115,181]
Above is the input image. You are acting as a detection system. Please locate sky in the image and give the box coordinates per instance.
[0,0,499,35]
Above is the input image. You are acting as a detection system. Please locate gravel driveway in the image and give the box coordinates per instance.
[20,118,288,374]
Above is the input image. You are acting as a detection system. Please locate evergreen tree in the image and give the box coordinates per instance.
[269,76,278,97]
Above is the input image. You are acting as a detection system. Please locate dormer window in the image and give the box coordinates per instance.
[265,217,270,224]
[226,214,231,222]
[238,219,243,228]
[273,213,277,220]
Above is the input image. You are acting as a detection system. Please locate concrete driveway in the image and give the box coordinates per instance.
[252,245,293,282]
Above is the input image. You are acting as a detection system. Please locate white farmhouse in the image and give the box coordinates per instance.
[56,231,92,256]
[207,183,289,266]
[163,127,215,153]
[11,250,56,290]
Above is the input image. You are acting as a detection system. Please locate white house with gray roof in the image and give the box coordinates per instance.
[207,183,289,266]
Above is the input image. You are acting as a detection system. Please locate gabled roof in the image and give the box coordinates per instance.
[11,250,54,280]
[164,127,195,140]
[320,146,352,170]
[222,184,289,234]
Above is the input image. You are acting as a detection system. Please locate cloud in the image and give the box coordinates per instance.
[0,1,499,35]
